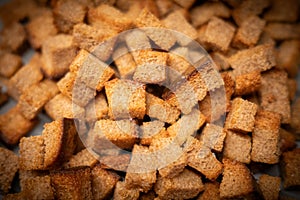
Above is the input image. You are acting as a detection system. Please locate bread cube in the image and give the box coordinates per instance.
[199,123,226,152]
[154,169,204,199]
[225,97,258,133]
[140,120,166,146]
[251,110,281,164]
[210,51,230,71]
[0,147,18,193]
[197,182,220,200]
[258,31,276,46]
[234,70,261,96]
[125,29,151,53]
[223,130,251,164]
[0,22,26,53]
[281,148,300,189]
[105,79,146,119]
[22,175,54,200]
[64,149,99,169]
[265,23,300,40]
[158,153,187,179]
[112,45,137,78]
[222,72,235,112]
[85,93,108,123]
[279,128,296,152]
[0,53,22,78]
[100,153,131,172]
[41,34,77,78]
[258,174,281,200]
[113,181,140,200]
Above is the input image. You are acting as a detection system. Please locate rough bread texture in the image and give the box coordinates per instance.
[113,181,140,200]
[199,123,226,152]
[85,93,108,123]
[140,120,166,146]
[281,148,300,189]
[112,45,137,78]
[64,149,99,169]
[197,182,220,200]
[258,174,281,200]
[22,175,54,200]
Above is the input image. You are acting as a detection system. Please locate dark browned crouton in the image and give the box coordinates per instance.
[22,175,54,200]
[197,182,220,200]
[263,0,300,22]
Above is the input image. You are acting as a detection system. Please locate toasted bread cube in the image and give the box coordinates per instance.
[234,70,261,96]
[41,34,77,78]
[265,23,300,40]
[199,123,226,152]
[18,80,59,120]
[232,0,270,26]
[88,4,132,32]
[279,128,296,152]
[210,51,230,71]
[135,9,176,50]
[69,49,114,91]
[0,22,26,53]
[91,119,138,151]
[190,2,230,27]
[0,106,37,145]
[225,98,258,133]
[233,15,266,48]
[281,148,300,189]
[133,50,167,84]
[258,174,281,200]
[201,17,235,52]
[7,54,43,100]
[125,145,157,192]
[64,149,98,169]
[45,93,85,120]
[105,79,146,119]
[53,0,86,33]
[125,29,151,53]
[0,53,22,78]
[223,130,251,164]
[0,147,18,193]
[163,10,197,46]
[154,169,204,199]
[220,158,254,198]
[19,136,44,170]
[26,11,58,49]
[113,181,140,200]
[251,110,281,164]
[276,40,300,78]
[57,72,76,99]
[264,0,299,22]
[186,138,223,180]
[146,93,180,124]
[42,118,77,169]
[85,93,108,123]
[100,153,131,172]
[140,120,166,146]
[228,44,276,75]
[197,182,220,200]
[260,69,291,123]
[112,45,137,78]
[51,167,93,199]
[22,175,54,200]
[158,153,187,179]
[92,165,120,199]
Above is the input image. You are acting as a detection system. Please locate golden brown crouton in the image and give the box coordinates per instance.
[64,149,99,169]
[105,79,146,119]
[85,93,108,123]
[258,174,281,200]
[234,70,261,96]
[0,106,37,145]
[251,110,281,164]
[281,148,300,189]
[263,0,299,22]
[265,23,300,40]
[199,123,226,152]
[0,53,22,78]
[113,181,140,200]
[220,158,255,199]
[225,97,258,133]
[22,175,54,200]
[0,147,18,193]
[41,34,77,78]
[0,22,26,53]
[158,153,187,179]
[197,182,220,200]
[154,168,204,200]
[223,130,251,164]
[258,31,276,46]
[172,0,195,8]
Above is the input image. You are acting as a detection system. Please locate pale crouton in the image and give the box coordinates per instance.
[140,120,166,146]
[125,29,151,53]
[112,45,137,78]
[0,53,22,78]
[0,147,18,193]
[258,174,281,200]
[85,93,108,123]
[199,123,226,152]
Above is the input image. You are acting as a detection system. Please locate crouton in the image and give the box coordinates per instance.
[64,149,99,169]
[233,15,266,48]
[45,93,85,120]
[125,29,151,53]
[42,118,77,169]
[18,79,59,120]
[263,0,299,22]
[92,165,120,199]
[281,148,300,189]
[51,167,93,199]
[200,17,235,52]
[258,174,281,200]
[290,98,300,139]
[0,106,37,145]
[105,79,146,119]
[225,97,258,133]
[53,0,86,33]
[186,138,223,180]
[22,175,54,200]
[135,9,176,50]
[133,50,167,84]
[228,44,276,75]
[41,34,77,78]
[154,168,205,200]
[222,72,235,112]
[125,145,157,192]
[19,136,44,170]
[279,128,296,152]
[223,130,251,164]
[139,191,156,200]
[197,182,220,200]
[100,153,131,172]
[0,147,18,193]
[199,123,226,152]
[0,22,26,53]
[88,4,132,32]
[155,0,177,17]
[57,72,76,99]
[260,69,291,123]
[26,11,58,49]
[158,153,187,179]
[113,181,140,200]
[258,31,276,46]
[276,40,300,78]
[210,51,230,71]
[85,93,108,123]
[0,53,22,78]
[112,45,137,78]
[251,110,281,164]
[265,23,300,40]
[234,70,261,96]
[140,120,166,146]
[190,2,230,27]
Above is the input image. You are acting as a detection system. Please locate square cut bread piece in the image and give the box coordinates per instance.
[234,70,261,96]
[64,149,99,169]
[85,93,108,123]
[199,123,226,152]
[158,152,187,179]
[197,182,220,200]
[0,22,26,53]
[140,120,166,146]
[113,181,140,200]
[258,174,281,200]
[22,175,54,200]
[0,52,22,78]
